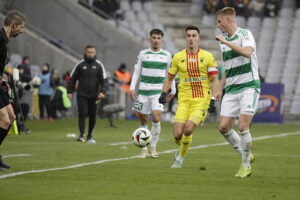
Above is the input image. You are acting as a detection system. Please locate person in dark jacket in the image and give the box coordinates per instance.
[0,10,26,170]
[67,45,107,143]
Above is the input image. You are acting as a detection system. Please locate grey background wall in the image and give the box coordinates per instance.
[0,13,78,74]
[0,0,144,73]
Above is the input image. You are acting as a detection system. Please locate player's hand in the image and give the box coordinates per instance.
[98,92,105,100]
[208,98,216,113]
[129,90,137,102]
[166,93,174,102]
[67,93,72,100]
[158,92,167,105]
[216,35,226,43]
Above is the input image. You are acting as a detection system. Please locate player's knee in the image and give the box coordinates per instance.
[219,125,229,134]
[183,126,193,136]
[152,116,160,123]
[0,119,11,129]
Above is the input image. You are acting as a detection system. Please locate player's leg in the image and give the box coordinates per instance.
[235,89,259,178]
[136,113,150,158]
[149,110,161,158]
[77,96,88,142]
[219,93,243,155]
[149,95,164,158]
[87,97,98,143]
[133,95,151,158]
[0,92,13,169]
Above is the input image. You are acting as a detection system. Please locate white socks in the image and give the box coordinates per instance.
[223,129,243,155]
[240,130,252,168]
[150,122,161,149]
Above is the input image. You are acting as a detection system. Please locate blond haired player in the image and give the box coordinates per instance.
[216,7,260,178]
[159,26,220,168]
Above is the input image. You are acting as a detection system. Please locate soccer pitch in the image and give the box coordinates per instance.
[1,119,300,200]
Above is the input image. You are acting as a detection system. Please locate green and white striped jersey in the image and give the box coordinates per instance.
[220,28,260,94]
[130,48,174,96]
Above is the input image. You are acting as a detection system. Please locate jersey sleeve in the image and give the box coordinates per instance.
[241,30,255,49]
[207,53,218,76]
[168,54,179,77]
[130,51,142,91]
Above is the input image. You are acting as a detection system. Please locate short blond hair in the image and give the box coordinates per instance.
[216,7,236,17]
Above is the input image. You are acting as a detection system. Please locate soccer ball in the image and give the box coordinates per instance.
[132,128,152,147]
[32,76,41,86]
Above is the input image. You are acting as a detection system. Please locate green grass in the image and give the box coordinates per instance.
[1,118,300,200]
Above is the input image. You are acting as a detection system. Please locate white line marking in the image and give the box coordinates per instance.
[109,141,132,146]
[2,154,31,158]
[108,138,166,146]
[1,131,299,179]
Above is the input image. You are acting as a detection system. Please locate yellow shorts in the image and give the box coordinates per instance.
[173,99,210,125]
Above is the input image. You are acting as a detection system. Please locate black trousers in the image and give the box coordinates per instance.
[38,95,51,119]
[77,95,97,139]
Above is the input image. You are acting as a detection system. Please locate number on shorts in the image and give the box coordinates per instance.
[134,101,143,110]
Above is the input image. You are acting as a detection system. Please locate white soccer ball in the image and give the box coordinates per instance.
[132,128,152,147]
[32,76,41,86]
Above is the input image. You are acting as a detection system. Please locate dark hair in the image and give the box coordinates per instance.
[4,10,27,26]
[85,45,96,50]
[150,29,164,37]
[185,26,200,34]
[22,56,29,62]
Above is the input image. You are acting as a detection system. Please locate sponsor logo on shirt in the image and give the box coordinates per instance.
[184,77,206,82]
[83,66,87,69]
[188,58,197,63]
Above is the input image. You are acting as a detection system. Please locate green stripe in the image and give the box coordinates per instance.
[144,51,168,56]
[226,34,239,41]
[225,80,260,94]
[223,50,241,61]
[138,90,162,96]
[225,63,252,78]
[142,61,167,70]
[140,75,165,84]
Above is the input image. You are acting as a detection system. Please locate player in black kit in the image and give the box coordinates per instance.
[67,45,107,143]
[0,11,26,170]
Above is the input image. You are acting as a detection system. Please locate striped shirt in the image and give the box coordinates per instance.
[130,48,174,96]
[168,48,218,101]
[220,28,260,94]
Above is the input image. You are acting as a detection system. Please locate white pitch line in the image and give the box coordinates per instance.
[0,131,299,179]
[2,154,31,158]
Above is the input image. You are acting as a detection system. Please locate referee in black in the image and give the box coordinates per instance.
[67,45,107,143]
[0,11,26,170]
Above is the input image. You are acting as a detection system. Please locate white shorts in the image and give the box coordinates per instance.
[132,94,164,114]
[220,88,260,117]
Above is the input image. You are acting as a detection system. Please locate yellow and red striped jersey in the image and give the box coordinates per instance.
[168,48,218,101]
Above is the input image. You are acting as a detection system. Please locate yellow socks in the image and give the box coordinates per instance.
[179,134,192,157]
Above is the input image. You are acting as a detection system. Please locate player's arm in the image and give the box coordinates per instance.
[159,73,175,104]
[129,52,142,101]
[210,74,220,100]
[216,35,253,58]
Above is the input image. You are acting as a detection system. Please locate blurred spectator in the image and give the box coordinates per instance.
[216,0,234,11]
[248,0,265,18]
[232,0,250,17]
[114,63,131,94]
[51,69,61,88]
[62,70,71,87]
[296,0,300,8]
[265,0,280,17]
[93,0,120,18]
[17,56,31,83]
[203,0,218,14]
[38,63,53,121]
